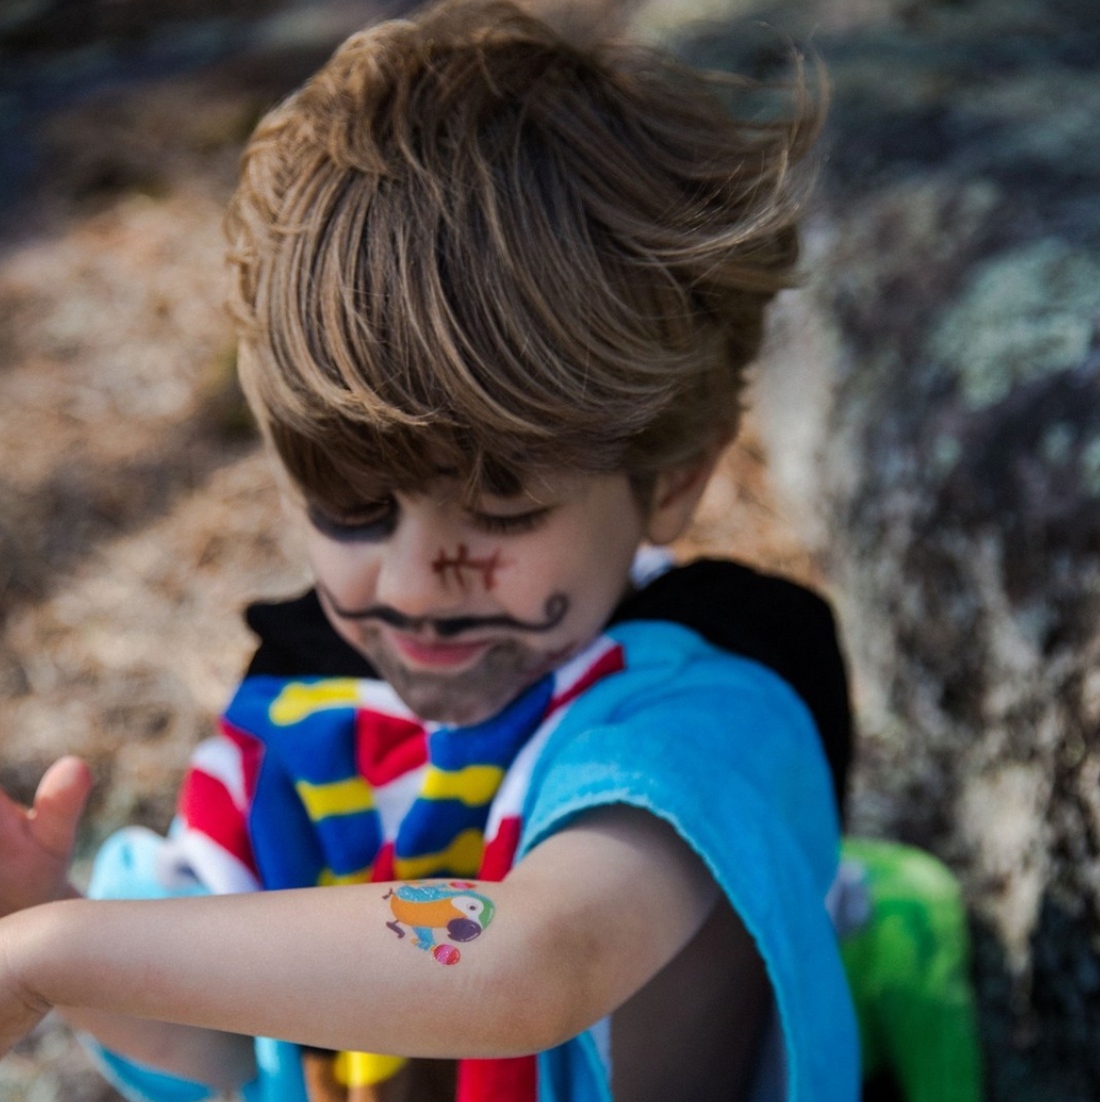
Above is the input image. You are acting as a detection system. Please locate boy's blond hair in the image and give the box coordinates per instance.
[226,0,821,508]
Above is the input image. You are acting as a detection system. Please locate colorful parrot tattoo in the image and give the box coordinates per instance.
[383,881,496,965]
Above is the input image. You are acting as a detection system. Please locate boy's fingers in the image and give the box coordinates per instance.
[29,757,93,858]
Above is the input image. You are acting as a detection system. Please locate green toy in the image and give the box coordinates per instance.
[838,838,984,1102]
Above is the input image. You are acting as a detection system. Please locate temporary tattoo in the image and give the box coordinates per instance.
[321,586,571,638]
[383,882,495,966]
[431,544,507,591]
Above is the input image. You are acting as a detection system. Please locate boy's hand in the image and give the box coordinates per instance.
[0,757,92,917]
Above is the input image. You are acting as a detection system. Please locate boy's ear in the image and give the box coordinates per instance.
[643,448,723,546]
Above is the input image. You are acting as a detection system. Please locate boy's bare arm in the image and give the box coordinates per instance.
[0,807,719,1073]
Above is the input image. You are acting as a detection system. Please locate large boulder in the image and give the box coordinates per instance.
[640,0,1100,1098]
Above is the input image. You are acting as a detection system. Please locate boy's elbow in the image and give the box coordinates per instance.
[497,975,588,1057]
[480,913,606,1056]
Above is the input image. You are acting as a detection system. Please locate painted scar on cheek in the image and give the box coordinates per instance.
[383,882,496,966]
[432,544,507,591]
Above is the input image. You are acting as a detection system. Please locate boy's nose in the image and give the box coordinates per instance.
[373,517,465,621]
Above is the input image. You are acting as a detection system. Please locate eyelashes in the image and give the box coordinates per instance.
[471,508,550,535]
[306,501,551,542]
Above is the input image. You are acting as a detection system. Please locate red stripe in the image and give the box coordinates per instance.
[178,768,257,874]
[355,711,429,786]
[219,720,264,805]
[370,841,396,883]
[456,1056,537,1102]
[550,643,624,714]
[478,816,522,883]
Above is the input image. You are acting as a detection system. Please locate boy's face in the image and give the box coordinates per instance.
[301,470,650,726]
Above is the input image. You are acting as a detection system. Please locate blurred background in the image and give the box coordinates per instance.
[1,0,1098,1098]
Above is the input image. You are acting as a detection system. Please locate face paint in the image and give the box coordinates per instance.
[431,544,508,591]
[304,471,649,725]
[318,587,570,638]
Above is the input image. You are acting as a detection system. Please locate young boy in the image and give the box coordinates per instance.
[0,2,859,1099]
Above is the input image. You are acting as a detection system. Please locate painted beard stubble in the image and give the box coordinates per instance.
[317,587,574,725]
[359,628,569,726]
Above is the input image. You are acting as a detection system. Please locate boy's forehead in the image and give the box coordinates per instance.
[312,459,605,508]
[401,467,588,503]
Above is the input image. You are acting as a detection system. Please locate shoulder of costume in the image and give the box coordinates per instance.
[523,616,860,1102]
[524,614,841,887]
[610,556,852,816]
[242,588,378,678]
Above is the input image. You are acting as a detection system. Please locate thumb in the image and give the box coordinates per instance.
[29,756,93,860]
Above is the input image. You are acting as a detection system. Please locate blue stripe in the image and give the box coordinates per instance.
[429,675,553,769]
[396,800,488,856]
[312,812,384,877]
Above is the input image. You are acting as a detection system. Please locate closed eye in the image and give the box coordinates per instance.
[471,508,551,536]
[307,500,397,543]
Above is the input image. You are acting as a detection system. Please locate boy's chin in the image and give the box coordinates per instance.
[368,643,566,727]
[395,687,511,727]
[386,673,530,728]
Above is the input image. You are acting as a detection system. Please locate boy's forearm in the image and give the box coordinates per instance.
[7,882,579,1061]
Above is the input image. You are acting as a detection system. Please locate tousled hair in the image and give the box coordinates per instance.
[226,0,823,510]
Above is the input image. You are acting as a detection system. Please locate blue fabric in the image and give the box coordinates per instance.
[87,827,210,902]
[524,622,859,1102]
[92,1047,217,1102]
[85,622,856,1102]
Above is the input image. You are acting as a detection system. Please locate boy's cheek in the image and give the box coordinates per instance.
[305,536,378,602]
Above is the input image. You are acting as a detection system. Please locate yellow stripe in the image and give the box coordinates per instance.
[317,866,372,887]
[269,679,360,726]
[420,764,505,806]
[394,828,485,880]
[334,1051,408,1086]
[295,777,374,820]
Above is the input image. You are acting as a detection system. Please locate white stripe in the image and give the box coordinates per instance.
[172,828,262,894]
[190,737,248,809]
[484,707,566,838]
[630,546,675,587]
[550,634,618,701]
[355,679,420,720]
[371,766,429,842]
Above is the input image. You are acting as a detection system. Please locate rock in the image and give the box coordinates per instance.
[646,0,1100,1097]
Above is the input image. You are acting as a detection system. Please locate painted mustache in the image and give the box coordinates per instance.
[321,588,569,638]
